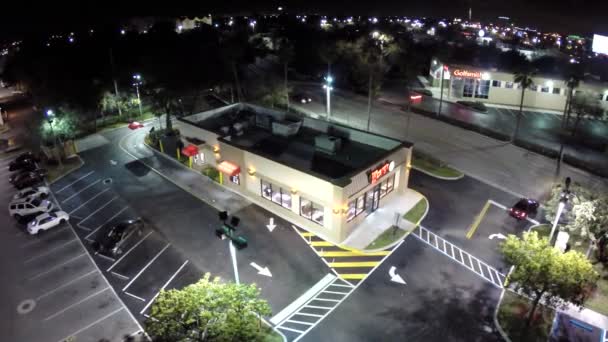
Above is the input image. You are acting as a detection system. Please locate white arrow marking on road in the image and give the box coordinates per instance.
[489,233,507,240]
[266,217,277,232]
[389,266,406,285]
[250,262,272,277]
[110,160,117,165]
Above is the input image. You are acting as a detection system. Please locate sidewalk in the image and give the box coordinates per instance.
[341,189,424,250]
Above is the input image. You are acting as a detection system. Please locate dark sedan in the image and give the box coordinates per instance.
[509,198,539,220]
[10,170,46,189]
[92,219,144,256]
[9,159,37,172]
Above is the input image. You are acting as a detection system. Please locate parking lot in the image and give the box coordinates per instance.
[49,166,202,324]
[0,156,143,342]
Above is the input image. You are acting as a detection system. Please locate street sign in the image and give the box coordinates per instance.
[389,266,406,285]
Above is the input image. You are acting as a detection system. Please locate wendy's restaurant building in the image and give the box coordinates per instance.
[175,103,414,244]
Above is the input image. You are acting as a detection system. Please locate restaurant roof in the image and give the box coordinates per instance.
[180,103,412,186]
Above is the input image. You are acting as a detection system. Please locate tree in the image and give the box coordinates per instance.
[501,231,598,335]
[318,41,340,76]
[569,92,605,136]
[512,65,536,142]
[146,273,272,342]
[99,91,127,120]
[276,38,295,111]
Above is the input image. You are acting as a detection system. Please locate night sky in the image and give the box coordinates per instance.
[1,0,607,41]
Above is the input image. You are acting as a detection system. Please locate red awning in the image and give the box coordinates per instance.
[217,161,241,176]
[181,144,199,157]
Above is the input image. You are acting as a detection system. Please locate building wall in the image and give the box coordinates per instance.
[175,120,221,168]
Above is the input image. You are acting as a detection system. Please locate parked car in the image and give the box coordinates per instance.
[92,219,144,255]
[410,88,433,97]
[26,210,69,235]
[8,197,53,220]
[10,169,47,189]
[509,198,539,220]
[13,186,50,201]
[9,159,38,172]
[12,152,39,164]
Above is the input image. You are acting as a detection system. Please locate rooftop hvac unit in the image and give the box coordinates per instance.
[315,135,342,154]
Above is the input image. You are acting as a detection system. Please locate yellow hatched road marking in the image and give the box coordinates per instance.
[328,261,380,267]
[466,200,491,239]
[310,241,334,247]
[318,251,390,257]
[300,232,315,237]
[338,273,367,280]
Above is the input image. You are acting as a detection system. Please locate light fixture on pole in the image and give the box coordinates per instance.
[323,75,333,121]
[132,74,144,118]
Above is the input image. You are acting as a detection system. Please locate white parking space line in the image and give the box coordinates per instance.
[61,179,101,203]
[19,226,68,248]
[122,243,171,292]
[95,252,116,262]
[140,260,189,314]
[125,292,146,302]
[77,195,119,226]
[55,170,94,194]
[28,253,88,281]
[84,206,129,242]
[44,287,110,321]
[286,319,315,326]
[54,307,124,342]
[36,270,97,301]
[24,239,78,264]
[106,231,154,272]
[68,188,110,214]
[111,271,129,280]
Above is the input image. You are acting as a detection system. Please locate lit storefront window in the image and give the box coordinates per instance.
[261,180,291,209]
[475,80,490,99]
[346,175,395,222]
[463,79,475,97]
[300,197,324,225]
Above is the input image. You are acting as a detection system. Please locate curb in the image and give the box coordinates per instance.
[359,193,430,253]
[411,164,464,181]
[493,289,512,342]
[48,156,85,185]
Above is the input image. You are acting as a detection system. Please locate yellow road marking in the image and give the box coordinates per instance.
[310,241,334,247]
[318,251,390,257]
[300,232,315,237]
[338,274,367,280]
[328,261,380,267]
[466,200,491,239]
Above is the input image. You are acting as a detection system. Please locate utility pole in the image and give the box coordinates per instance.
[109,48,122,117]
[438,66,447,116]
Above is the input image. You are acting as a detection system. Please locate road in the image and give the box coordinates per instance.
[292,83,608,200]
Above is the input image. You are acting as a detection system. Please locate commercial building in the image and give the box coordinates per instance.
[429,58,608,112]
[176,103,413,243]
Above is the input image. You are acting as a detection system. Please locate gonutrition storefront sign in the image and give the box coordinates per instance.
[452,69,481,79]
[368,160,395,184]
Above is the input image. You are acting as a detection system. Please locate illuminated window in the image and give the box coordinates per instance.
[475,80,490,99]
[356,196,365,216]
[552,87,561,95]
[463,79,475,97]
[300,197,324,225]
[541,86,550,93]
[505,82,514,89]
[230,175,240,185]
[262,180,291,209]
[492,80,501,87]
[347,200,356,222]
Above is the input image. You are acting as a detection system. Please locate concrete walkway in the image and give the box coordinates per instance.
[341,189,424,250]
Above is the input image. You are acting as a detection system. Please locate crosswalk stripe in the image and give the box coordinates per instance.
[318,251,390,257]
[300,232,315,237]
[328,261,380,267]
[337,273,367,280]
[310,241,334,247]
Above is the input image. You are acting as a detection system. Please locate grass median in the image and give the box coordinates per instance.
[497,291,555,342]
[365,198,428,250]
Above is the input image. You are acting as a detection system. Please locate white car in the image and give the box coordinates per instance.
[13,186,50,201]
[27,210,69,235]
[8,197,53,219]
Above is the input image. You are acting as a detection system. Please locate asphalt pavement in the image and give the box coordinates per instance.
[301,235,503,342]
[0,155,143,342]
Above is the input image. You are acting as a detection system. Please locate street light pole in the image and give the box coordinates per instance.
[45,109,62,168]
[323,75,333,121]
[548,177,572,243]
[437,65,447,116]
[132,74,144,118]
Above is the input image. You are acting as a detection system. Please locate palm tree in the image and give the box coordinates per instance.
[277,38,294,111]
[219,32,248,103]
[512,66,536,142]
[562,75,580,128]
[570,92,604,136]
[319,41,339,77]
